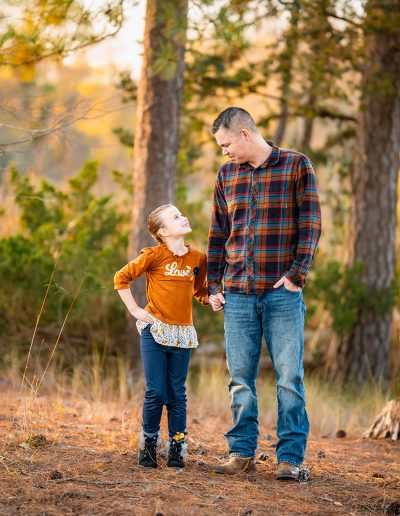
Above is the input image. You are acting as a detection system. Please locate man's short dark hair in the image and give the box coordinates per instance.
[211,107,257,135]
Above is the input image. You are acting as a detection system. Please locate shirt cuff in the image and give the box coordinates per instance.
[196,288,209,305]
[114,283,130,290]
[285,269,306,288]
[208,282,223,295]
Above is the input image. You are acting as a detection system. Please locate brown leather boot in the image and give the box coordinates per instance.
[213,456,256,475]
[276,461,300,480]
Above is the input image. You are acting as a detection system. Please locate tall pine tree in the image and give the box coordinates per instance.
[127,0,189,365]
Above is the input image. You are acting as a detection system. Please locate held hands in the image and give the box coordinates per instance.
[131,307,154,324]
[273,276,301,292]
[209,293,226,312]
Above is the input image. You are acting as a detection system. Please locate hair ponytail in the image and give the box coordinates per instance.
[147,204,173,243]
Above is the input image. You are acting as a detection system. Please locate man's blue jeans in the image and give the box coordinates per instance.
[140,325,191,438]
[223,286,309,467]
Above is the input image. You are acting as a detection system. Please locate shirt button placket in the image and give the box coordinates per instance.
[246,171,257,294]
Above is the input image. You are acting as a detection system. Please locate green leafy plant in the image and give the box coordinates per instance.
[0,162,129,370]
[307,259,397,337]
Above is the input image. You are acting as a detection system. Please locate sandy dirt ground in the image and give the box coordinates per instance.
[0,394,399,515]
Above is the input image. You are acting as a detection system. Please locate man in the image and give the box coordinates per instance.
[207,107,321,480]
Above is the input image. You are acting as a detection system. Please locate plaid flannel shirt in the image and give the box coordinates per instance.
[207,142,321,294]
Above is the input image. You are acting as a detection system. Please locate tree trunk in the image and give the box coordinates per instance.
[127,0,188,368]
[273,1,300,146]
[274,101,289,147]
[325,2,400,382]
[301,92,316,150]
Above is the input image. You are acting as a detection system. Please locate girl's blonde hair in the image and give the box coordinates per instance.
[147,204,173,243]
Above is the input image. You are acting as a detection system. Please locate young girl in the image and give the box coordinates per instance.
[114,204,209,469]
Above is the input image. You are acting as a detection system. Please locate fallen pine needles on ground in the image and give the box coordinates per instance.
[1,390,399,515]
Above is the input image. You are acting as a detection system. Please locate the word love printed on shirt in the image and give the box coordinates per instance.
[164,262,193,277]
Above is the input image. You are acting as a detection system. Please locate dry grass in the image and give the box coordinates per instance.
[1,366,399,516]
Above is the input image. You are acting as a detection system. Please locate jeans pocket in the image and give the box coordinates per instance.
[282,284,301,294]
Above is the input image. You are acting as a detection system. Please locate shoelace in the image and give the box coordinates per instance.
[298,467,311,482]
[144,438,158,458]
[169,441,183,458]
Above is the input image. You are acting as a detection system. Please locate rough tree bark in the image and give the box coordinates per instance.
[326,1,400,382]
[273,1,300,146]
[127,0,188,367]
[301,92,316,150]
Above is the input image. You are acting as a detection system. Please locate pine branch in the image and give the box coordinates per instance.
[323,9,362,28]
[263,109,356,123]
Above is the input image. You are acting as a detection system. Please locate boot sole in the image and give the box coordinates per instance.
[167,460,185,468]
[213,466,256,475]
[138,462,158,469]
[276,474,299,481]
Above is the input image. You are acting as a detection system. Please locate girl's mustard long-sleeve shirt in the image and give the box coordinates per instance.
[114,243,208,326]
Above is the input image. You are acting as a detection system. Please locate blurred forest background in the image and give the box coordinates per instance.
[1,0,399,393]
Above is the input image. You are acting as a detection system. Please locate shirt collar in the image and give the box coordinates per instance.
[260,141,280,168]
[160,242,191,256]
[239,140,280,170]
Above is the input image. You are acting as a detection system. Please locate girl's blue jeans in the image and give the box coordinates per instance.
[140,325,191,438]
[223,286,309,467]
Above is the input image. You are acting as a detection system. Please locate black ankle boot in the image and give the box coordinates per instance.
[167,433,187,468]
[138,433,159,468]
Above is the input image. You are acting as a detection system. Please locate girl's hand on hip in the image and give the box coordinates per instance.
[131,307,154,324]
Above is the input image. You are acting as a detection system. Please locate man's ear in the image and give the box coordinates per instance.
[241,128,251,141]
